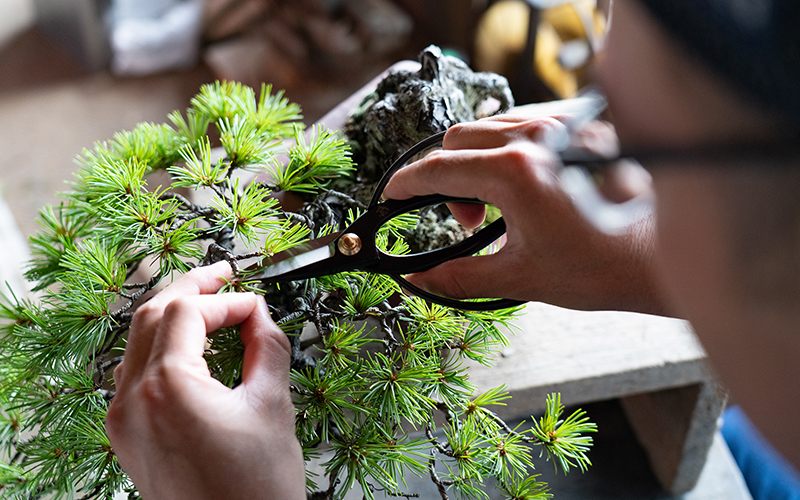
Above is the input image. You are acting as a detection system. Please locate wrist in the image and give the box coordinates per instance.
[608,215,679,317]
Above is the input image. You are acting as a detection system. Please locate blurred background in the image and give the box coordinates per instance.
[0,6,757,500]
[0,0,606,241]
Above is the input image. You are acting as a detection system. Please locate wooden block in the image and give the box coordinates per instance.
[621,381,727,494]
[464,302,723,494]
[466,302,709,415]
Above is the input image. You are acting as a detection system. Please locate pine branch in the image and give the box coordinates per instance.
[0,80,594,500]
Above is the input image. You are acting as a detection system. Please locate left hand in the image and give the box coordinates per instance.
[105,261,305,500]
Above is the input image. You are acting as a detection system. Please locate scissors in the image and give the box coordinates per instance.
[245,131,526,311]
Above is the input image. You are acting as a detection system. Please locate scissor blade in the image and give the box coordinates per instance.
[247,232,341,281]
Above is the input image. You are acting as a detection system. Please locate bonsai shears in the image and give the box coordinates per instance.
[245,131,525,311]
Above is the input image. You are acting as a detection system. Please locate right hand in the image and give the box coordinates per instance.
[384,116,672,315]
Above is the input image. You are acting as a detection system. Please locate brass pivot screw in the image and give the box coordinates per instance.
[338,233,362,256]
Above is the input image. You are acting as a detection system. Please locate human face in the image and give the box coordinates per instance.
[596,0,777,328]
[597,0,800,467]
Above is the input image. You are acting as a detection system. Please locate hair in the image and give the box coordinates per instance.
[635,0,800,128]
[626,0,800,309]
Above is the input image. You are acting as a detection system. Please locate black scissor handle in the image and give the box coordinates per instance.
[361,130,525,311]
[381,217,525,311]
[369,131,448,208]
[365,205,508,274]
[373,214,524,311]
[355,195,525,311]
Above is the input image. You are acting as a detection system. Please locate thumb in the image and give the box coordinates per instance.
[405,254,510,301]
[238,296,292,400]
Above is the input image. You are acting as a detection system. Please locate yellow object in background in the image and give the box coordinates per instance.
[474,0,606,99]
[474,0,531,76]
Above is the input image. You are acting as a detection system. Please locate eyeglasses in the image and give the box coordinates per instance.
[532,88,654,232]
[543,88,799,232]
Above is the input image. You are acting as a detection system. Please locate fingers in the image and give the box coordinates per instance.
[117,259,293,405]
[572,120,619,160]
[384,142,558,205]
[149,261,233,304]
[404,253,511,300]
[446,202,486,229]
[482,113,570,124]
[385,117,563,203]
[237,297,293,408]
[443,116,565,150]
[118,293,263,387]
[384,148,502,201]
[122,262,232,376]
[595,159,654,203]
[149,293,263,364]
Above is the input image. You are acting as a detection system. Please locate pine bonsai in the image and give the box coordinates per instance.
[0,81,595,500]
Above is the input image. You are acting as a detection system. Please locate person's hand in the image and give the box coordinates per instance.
[105,261,305,500]
[383,116,673,315]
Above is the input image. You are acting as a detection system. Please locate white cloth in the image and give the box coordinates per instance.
[111,0,204,76]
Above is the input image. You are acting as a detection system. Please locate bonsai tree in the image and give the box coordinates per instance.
[0,81,595,500]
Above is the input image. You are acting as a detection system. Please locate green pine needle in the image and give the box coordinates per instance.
[0,80,595,500]
[190,80,253,122]
[149,221,203,275]
[270,125,355,193]
[168,108,211,151]
[363,352,439,426]
[170,138,230,189]
[261,218,311,256]
[529,394,597,474]
[248,83,304,137]
[318,320,375,369]
[218,115,280,168]
[211,178,281,244]
[342,273,400,316]
[499,475,553,500]
[205,326,245,388]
